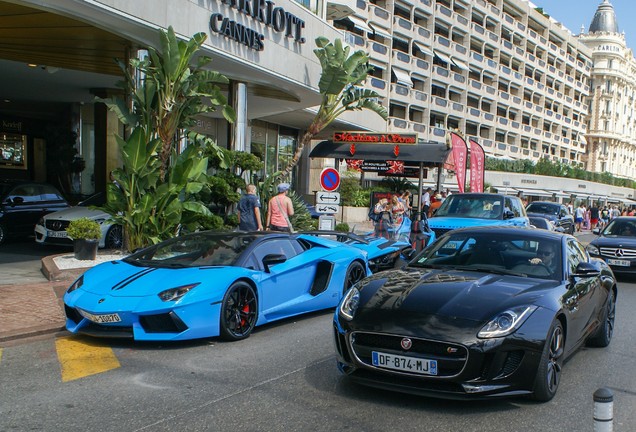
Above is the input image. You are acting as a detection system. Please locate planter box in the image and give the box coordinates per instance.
[337,206,370,224]
[73,239,99,260]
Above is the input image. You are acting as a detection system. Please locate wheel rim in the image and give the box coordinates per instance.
[345,263,365,291]
[605,294,616,341]
[224,285,256,337]
[106,226,123,249]
[546,325,564,394]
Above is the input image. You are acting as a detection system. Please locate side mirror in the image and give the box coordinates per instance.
[571,261,600,278]
[10,196,24,205]
[503,210,515,220]
[262,253,286,272]
[592,228,600,235]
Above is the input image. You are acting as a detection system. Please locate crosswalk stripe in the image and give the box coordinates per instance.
[56,336,120,382]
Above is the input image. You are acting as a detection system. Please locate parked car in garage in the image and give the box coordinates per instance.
[0,180,69,245]
[526,201,574,234]
[34,192,123,249]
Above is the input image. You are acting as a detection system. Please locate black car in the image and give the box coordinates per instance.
[333,226,617,401]
[528,216,563,232]
[587,216,636,274]
[526,201,574,234]
[0,180,69,244]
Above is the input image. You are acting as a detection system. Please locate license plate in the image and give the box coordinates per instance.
[79,310,121,323]
[372,351,438,376]
[48,230,68,238]
[607,258,630,267]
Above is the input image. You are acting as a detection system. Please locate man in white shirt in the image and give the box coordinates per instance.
[422,187,432,216]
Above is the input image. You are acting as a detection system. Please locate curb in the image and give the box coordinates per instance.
[41,253,92,282]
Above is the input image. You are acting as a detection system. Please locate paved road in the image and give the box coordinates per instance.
[0,238,68,285]
[1,276,634,431]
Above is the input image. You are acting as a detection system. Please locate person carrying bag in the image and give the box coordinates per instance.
[266,183,295,232]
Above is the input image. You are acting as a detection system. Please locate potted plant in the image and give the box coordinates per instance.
[66,217,101,260]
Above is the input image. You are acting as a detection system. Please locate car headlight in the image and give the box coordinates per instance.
[478,305,537,338]
[339,287,360,321]
[67,275,84,294]
[587,244,600,255]
[369,251,400,268]
[158,283,200,302]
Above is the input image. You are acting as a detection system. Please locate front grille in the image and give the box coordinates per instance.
[65,305,83,324]
[139,312,188,333]
[45,220,70,231]
[351,332,468,377]
[600,247,636,258]
[499,350,524,377]
[431,228,453,238]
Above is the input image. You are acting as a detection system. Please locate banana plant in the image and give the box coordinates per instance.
[280,37,388,178]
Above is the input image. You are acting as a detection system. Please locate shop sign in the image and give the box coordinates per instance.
[333,132,417,144]
[210,0,306,51]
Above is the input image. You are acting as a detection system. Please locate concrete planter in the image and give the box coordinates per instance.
[336,206,369,224]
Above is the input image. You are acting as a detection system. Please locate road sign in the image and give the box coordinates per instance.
[316,192,340,205]
[319,168,340,192]
[318,215,336,231]
[316,204,339,214]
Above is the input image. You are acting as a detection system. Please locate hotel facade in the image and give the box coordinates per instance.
[0,0,634,203]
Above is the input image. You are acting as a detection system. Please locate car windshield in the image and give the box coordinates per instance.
[79,192,106,207]
[123,233,257,267]
[526,203,558,215]
[602,220,636,237]
[409,231,562,280]
[433,195,504,220]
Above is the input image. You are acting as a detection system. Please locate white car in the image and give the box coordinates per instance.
[34,193,123,249]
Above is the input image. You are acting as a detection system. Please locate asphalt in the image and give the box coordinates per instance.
[0,228,598,345]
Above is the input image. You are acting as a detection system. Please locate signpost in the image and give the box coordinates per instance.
[318,169,341,230]
[319,168,340,192]
[316,192,340,205]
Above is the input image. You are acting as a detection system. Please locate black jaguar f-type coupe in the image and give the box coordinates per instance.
[333,226,617,401]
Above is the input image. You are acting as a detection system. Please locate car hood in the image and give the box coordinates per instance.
[44,206,109,221]
[590,236,636,248]
[428,217,507,228]
[526,212,557,222]
[355,267,559,324]
[72,260,250,298]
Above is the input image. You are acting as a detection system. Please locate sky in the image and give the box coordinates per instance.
[533,0,636,51]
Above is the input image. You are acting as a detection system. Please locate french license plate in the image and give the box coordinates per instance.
[48,230,68,238]
[607,258,630,267]
[79,310,121,323]
[372,351,438,376]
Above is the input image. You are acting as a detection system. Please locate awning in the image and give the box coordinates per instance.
[369,22,392,40]
[413,41,433,57]
[514,188,554,198]
[309,140,451,166]
[345,15,372,33]
[392,67,413,87]
[433,49,452,64]
[451,56,470,71]
[543,189,571,198]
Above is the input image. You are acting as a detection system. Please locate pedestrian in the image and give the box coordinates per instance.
[266,183,294,232]
[428,193,443,217]
[401,190,412,217]
[373,198,392,239]
[391,195,405,237]
[421,187,432,216]
[237,184,263,231]
[590,203,600,231]
[574,203,585,232]
[601,206,609,228]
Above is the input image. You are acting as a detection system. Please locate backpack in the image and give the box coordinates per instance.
[368,206,381,222]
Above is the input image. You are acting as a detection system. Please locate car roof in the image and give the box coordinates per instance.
[527,201,560,206]
[447,225,567,240]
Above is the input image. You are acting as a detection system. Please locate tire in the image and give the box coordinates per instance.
[105,225,123,249]
[0,224,6,245]
[220,282,257,341]
[532,319,564,402]
[343,261,366,294]
[586,291,616,348]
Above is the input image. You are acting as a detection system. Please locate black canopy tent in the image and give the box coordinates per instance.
[309,139,451,211]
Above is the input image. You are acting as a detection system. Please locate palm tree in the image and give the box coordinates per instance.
[280,37,388,178]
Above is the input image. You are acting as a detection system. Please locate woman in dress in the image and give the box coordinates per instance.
[391,195,405,238]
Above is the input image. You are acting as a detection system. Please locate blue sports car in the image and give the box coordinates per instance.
[64,231,370,341]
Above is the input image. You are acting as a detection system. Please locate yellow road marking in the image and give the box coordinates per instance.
[0,348,3,365]
[56,336,120,382]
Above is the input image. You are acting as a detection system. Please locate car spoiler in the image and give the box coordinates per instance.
[296,231,370,245]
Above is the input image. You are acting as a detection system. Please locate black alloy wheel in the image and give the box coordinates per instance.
[586,291,616,348]
[105,225,124,249]
[220,282,257,341]
[532,319,564,401]
[343,261,366,294]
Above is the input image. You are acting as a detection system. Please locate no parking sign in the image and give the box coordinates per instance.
[319,168,340,192]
